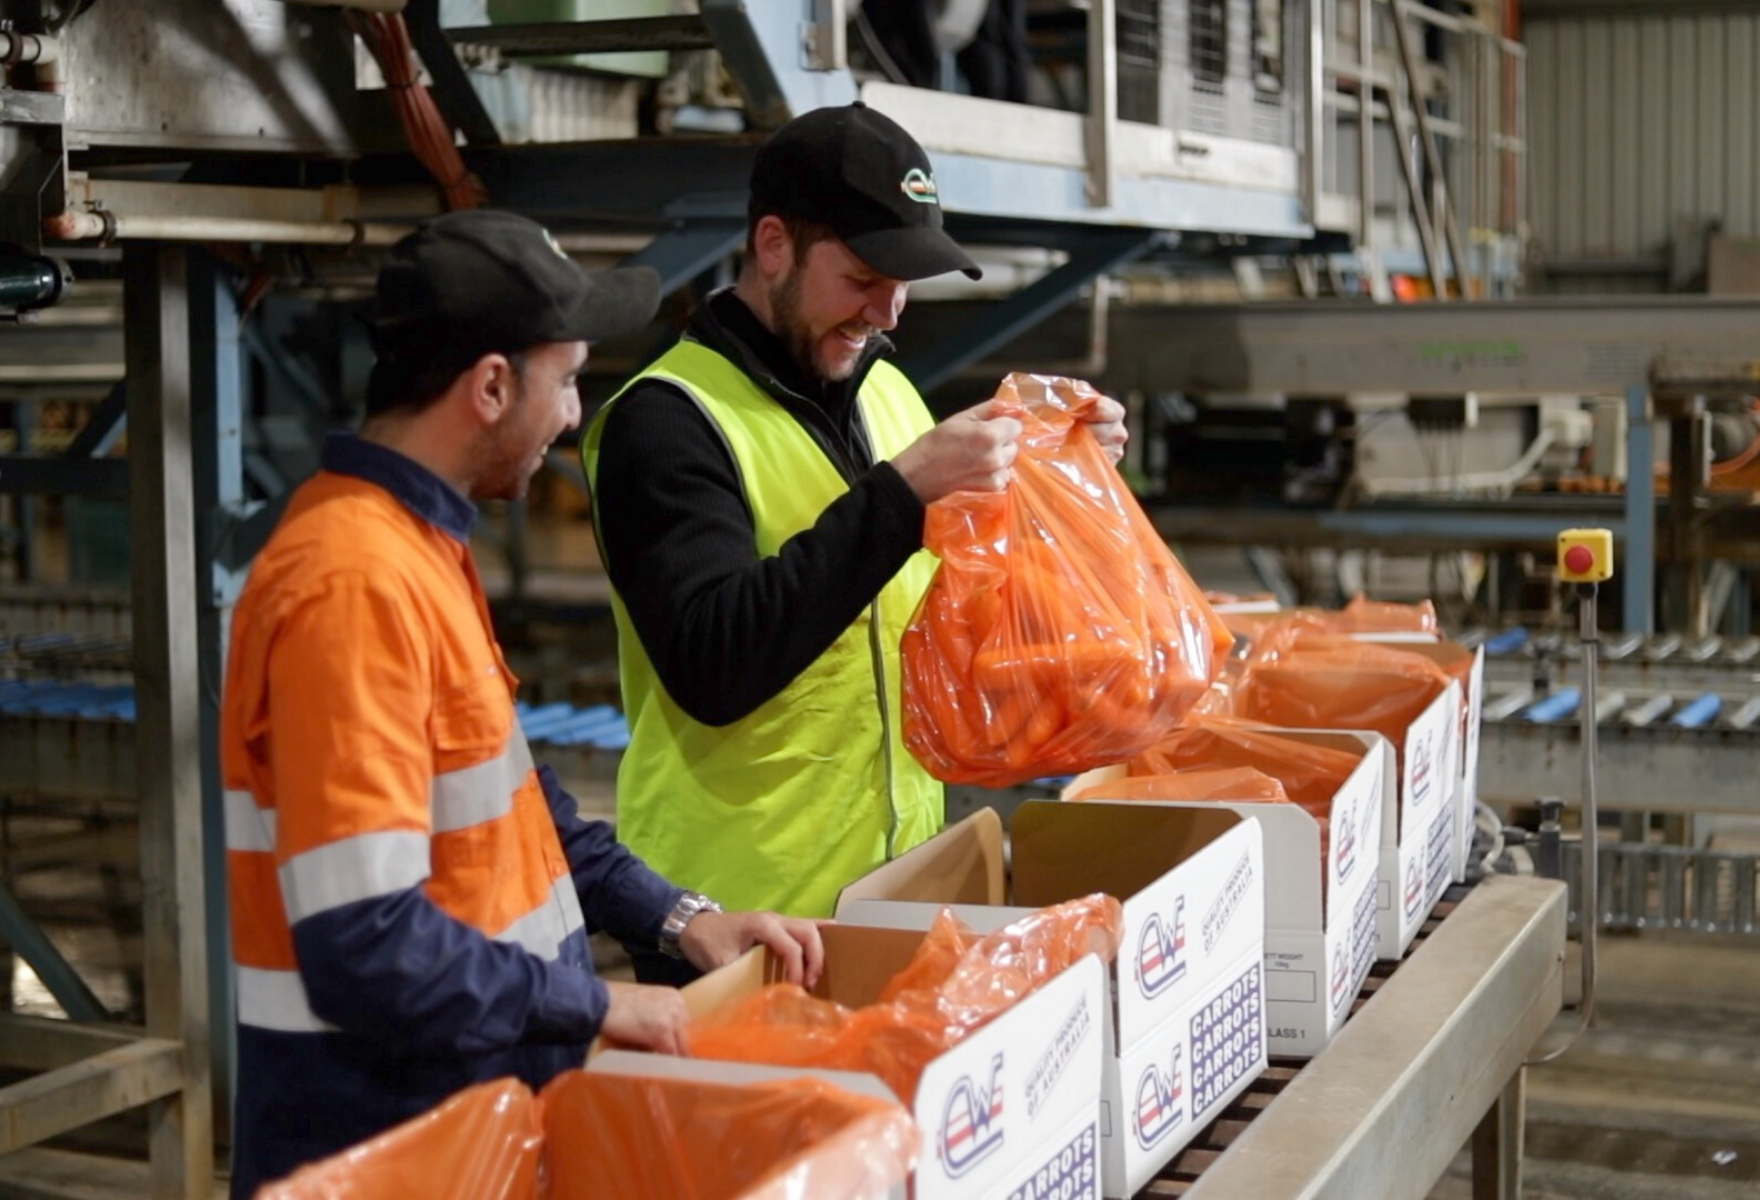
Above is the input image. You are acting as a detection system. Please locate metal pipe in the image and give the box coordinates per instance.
[0,252,67,311]
[1389,0,1472,295]
[1380,81,1449,298]
[1303,0,1326,225]
[1357,0,1374,248]
[0,30,62,89]
[45,210,413,247]
[1529,582,1599,1064]
[1085,0,1117,207]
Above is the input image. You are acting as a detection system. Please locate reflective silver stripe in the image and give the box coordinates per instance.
[234,965,338,1034]
[224,788,276,853]
[279,830,429,923]
[493,873,585,962]
[430,729,534,833]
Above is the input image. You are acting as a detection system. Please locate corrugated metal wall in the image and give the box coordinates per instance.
[1527,7,1760,287]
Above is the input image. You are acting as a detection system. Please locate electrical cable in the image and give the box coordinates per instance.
[346,11,486,212]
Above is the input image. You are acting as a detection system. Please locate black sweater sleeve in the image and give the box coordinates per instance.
[592,381,928,726]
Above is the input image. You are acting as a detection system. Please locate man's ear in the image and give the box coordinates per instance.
[751,215,796,278]
[463,352,520,425]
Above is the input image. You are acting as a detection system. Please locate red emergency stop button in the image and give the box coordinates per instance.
[1557,528,1614,582]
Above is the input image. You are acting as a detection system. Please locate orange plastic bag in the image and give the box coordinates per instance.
[1067,765,1291,807]
[543,1070,918,1200]
[1205,595,1439,642]
[1221,614,1454,750]
[1128,715,1360,818]
[902,373,1233,787]
[254,1079,542,1200]
[1315,595,1439,634]
[1118,715,1366,876]
[687,895,1124,1106]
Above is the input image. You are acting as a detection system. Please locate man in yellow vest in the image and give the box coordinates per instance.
[585,104,1126,976]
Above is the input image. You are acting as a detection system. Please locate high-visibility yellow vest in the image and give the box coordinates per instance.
[583,339,942,917]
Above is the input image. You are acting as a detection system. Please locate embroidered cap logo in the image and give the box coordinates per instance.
[900,167,940,205]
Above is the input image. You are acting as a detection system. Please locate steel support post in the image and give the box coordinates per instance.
[12,403,36,579]
[1664,403,1710,637]
[1471,1069,1525,1200]
[190,251,243,1126]
[1623,385,1655,634]
[123,243,214,1200]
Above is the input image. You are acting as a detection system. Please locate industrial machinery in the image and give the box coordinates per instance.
[0,4,1660,1199]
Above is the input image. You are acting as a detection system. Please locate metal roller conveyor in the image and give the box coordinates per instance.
[1471,625,1760,813]
[1472,627,1760,694]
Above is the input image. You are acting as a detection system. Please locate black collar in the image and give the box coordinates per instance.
[689,289,893,416]
[321,432,476,543]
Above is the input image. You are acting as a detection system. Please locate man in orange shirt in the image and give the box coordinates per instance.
[221,210,822,1196]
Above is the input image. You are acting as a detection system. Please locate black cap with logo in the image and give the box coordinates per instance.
[750,103,981,282]
[368,209,661,378]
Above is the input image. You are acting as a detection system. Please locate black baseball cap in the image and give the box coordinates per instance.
[751,103,981,282]
[368,209,661,374]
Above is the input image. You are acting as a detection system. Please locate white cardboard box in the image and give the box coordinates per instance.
[1066,730,1383,1060]
[1457,644,1487,881]
[675,923,1109,1200]
[1342,634,1483,886]
[1372,677,1461,959]
[838,805,1267,1198]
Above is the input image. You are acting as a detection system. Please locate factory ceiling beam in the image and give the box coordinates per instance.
[619,221,746,299]
[901,229,1165,396]
[62,379,126,459]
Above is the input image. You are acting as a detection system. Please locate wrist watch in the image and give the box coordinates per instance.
[657,890,723,960]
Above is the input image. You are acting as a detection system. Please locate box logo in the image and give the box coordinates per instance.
[1136,900,1188,999]
[940,1052,1006,1178]
[1403,854,1424,920]
[1410,730,1435,808]
[1132,1046,1185,1150]
[1335,796,1359,882]
[1329,951,1350,1011]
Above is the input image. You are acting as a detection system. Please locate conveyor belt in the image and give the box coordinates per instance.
[1140,876,1566,1198]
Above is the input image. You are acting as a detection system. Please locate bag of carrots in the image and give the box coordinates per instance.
[901,373,1233,787]
[1213,614,1454,751]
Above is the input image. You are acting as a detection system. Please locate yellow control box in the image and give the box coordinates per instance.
[1557,528,1615,583]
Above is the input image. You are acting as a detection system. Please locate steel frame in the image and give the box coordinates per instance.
[0,245,215,1198]
[1185,877,1565,1200]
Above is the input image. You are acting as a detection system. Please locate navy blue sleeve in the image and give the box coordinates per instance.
[292,889,609,1055]
[538,764,683,943]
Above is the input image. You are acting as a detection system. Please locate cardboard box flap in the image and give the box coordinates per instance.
[588,1049,901,1105]
[681,944,768,1022]
[801,924,937,1007]
[835,808,1005,918]
[1012,801,1244,908]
